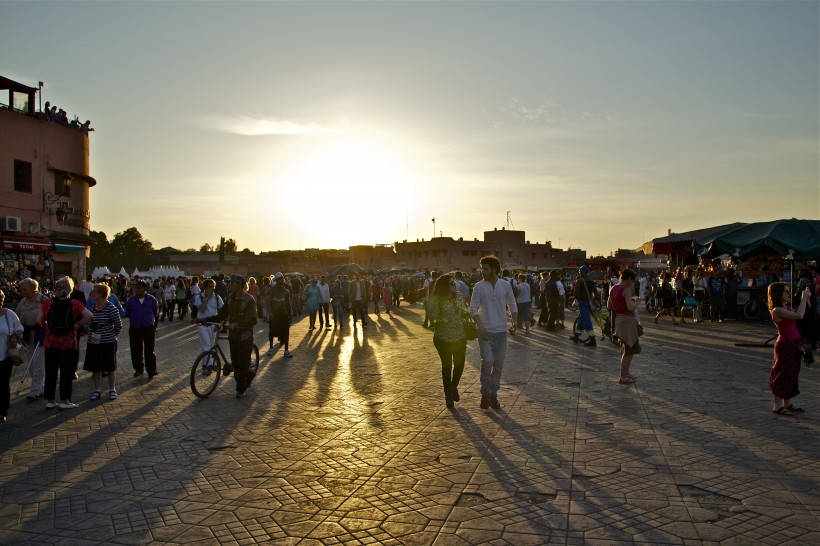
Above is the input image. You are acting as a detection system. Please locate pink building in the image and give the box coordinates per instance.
[0,76,95,282]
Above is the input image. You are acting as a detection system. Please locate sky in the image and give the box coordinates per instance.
[2,0,818,258]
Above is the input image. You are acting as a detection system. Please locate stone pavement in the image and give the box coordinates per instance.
[0,303,818,545]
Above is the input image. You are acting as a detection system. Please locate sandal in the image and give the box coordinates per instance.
[89,391,101,401]
[772,407,794,416]
[618,377,636,385]
[786,405,804,413]
[108,390,118,400]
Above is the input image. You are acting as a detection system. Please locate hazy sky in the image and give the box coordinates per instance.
[3,1,818,257]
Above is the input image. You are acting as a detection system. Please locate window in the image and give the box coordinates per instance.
[14,160,32,193]
[55,172,71,197]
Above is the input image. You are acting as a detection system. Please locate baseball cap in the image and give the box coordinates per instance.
[579,265,590,273]
[273,272,284,280]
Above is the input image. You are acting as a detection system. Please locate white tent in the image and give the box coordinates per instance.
[91,266,113,279]
[118,266,128,277]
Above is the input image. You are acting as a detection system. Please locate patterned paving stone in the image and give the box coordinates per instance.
[1,305,818,544]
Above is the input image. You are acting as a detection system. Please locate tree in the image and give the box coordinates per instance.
[109,227,154,270]
[200,243,213,252]
[88,230,111,270]
[215,238,238,254]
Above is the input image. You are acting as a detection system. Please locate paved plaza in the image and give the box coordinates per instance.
[0,303,818,545]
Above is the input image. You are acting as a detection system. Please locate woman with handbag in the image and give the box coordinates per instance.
[16,278,45,401]
[429,274,468,408]
[84,284,123,401]
[0,290,25,424]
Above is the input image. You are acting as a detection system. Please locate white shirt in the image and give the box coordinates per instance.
[317,282,330,303]
[556,280,566,296]
[0,309,24,360]
[470,278,517,333]
[516,281,531,303]
[198,293,224,318]
[78,281,93,300]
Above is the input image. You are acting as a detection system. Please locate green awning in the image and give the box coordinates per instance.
[53,243,87,253]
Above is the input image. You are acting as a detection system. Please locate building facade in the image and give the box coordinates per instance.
[350,228,587,272]
[0,76,95,283]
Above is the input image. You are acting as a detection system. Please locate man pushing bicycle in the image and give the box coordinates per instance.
[221,275,258,398]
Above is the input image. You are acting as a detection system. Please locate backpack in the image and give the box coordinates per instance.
[47,298,75,335]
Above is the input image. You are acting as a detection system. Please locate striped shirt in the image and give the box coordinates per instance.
[89,301,123,344]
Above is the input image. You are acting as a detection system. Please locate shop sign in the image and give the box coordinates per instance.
[2,240,52,252]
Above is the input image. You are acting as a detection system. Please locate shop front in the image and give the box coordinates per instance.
[0,238,89,285]
[0,239,53,283]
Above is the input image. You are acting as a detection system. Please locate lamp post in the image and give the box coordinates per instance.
[43,172,72,224]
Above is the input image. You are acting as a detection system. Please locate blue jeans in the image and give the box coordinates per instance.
[578,300,593,331]
[478,331,507,396]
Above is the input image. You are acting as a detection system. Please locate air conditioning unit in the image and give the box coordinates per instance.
[3,217,22,232]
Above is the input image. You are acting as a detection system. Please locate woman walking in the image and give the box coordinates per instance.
[303,278,322,330]
[608,268,641,384]
[16,278,45,402]
[85,284,123,401]
[654,272,679,325]
[37,277,93,410]
[768,283,813,415]
[429,274,468,408]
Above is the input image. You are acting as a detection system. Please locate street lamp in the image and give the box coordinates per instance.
[43,172,73,223]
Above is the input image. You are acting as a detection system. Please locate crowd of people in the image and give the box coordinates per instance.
[0,259,817,423]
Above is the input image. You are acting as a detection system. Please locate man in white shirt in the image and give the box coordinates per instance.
[470,256,518,410]
[317,275,331,330]
[78,275,94,301]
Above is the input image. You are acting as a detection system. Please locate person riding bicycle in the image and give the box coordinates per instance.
[221,275,258,398]
[570,266,599,347]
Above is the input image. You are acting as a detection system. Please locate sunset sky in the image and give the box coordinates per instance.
[2,1,818,257]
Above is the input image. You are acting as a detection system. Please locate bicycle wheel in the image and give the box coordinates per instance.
[191,350,221,399]
[572,317,591,342]
[567,296,578,311]
[743,299,761,320]
[248,344,260,378]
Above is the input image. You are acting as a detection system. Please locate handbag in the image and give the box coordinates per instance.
[463,318,478,341]
[4,312,27,366]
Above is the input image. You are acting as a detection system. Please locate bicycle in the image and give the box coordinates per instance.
[190,321,260,399]
[743,291,769,320]
[572,307,618,345]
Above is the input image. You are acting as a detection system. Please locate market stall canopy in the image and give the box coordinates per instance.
[651,223,746,255]
[327,263,372,276]
[693,219,820,260]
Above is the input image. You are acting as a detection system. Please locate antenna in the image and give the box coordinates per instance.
[506,211,515,230]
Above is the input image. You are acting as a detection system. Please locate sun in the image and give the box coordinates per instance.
[273,136,423,246]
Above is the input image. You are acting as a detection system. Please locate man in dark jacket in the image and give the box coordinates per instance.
[224,276,257,398]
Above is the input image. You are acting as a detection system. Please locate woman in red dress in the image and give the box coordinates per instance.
[768,282,813,415]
